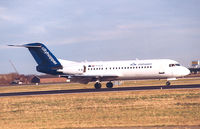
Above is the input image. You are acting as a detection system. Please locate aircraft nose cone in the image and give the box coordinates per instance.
[182,67,190,76]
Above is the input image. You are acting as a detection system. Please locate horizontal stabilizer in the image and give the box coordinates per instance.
[8,44,41,48]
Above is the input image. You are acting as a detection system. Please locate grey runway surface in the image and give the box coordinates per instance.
[0,84,200,97]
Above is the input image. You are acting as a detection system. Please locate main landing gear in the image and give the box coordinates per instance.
[94,82,102,89]
[106,81,113,88]
[94,81,114,89]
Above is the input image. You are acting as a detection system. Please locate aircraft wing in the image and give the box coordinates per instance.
[61,75,119,84]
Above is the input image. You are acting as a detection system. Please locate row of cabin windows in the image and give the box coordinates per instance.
[88,66,152,71]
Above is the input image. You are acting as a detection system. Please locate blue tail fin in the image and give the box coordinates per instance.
[20,43,62,74]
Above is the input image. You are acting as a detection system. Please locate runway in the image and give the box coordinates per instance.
[0,84,200,97]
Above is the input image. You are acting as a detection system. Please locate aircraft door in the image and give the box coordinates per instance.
[159,63,166,76]
[83,65,86,73]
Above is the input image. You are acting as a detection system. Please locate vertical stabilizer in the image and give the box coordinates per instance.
[9,43,62,74]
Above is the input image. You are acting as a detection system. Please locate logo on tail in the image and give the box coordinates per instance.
[41,47,57,65]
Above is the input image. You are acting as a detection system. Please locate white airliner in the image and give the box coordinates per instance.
[9,43,190,89]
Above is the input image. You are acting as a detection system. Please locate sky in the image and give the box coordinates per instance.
[0,0,200,74]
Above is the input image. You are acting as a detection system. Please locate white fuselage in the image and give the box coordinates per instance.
[58,59,190,82]
[10,43,190,88]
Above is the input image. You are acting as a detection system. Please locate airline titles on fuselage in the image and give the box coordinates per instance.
[86,62,153,71]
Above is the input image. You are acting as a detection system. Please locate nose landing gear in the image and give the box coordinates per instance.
[166,81,171,86]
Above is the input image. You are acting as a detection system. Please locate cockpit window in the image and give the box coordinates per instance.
[169,64,181,67]
[175,64,180,66]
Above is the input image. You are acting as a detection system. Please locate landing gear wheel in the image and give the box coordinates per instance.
[166,81,171,86]
[106,82,113,88]
[94,82,102,89]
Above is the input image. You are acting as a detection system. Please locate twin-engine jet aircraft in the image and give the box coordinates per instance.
[9,43,190,89]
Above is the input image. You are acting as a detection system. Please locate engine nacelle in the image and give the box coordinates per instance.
[58,65,86,75]
[36,65,62,75]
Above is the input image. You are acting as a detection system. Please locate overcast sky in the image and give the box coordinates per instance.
[0,0,200,74]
